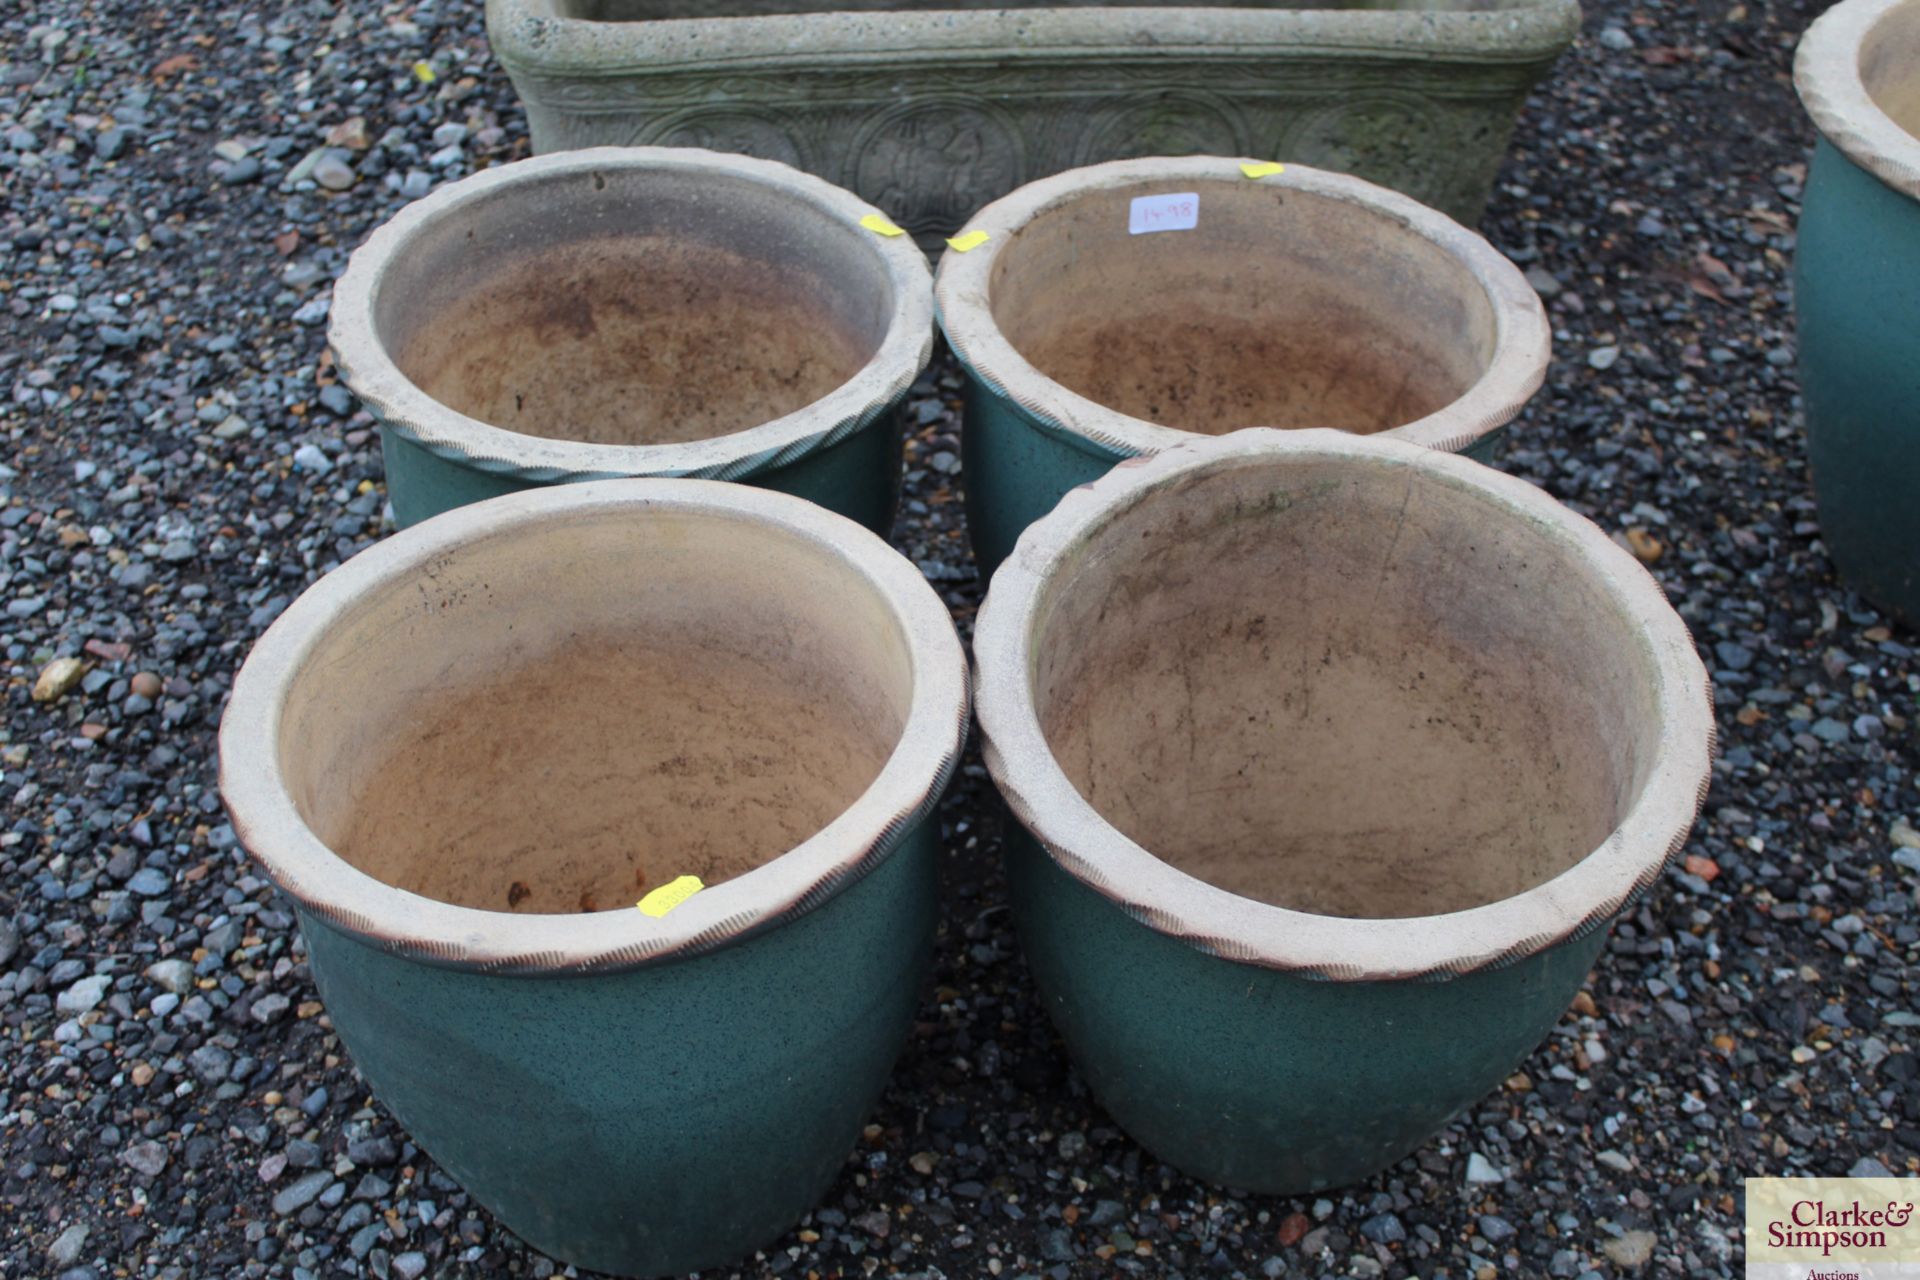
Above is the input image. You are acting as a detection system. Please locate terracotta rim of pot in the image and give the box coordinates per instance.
[934,157,1549,457]
[972,429,1715,982]
[327,146,934,484]
[1796,0,1920,201]
[218,480,969,974]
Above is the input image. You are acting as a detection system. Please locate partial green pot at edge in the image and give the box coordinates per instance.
[934,158,1551,575]
[218,479,969,1276]
[971,429,1714,1194]
[328,147,934,535]
[1793,0,1920,626]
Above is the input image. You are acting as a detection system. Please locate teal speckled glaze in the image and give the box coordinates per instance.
[219,480,969,1277]
[956,368,1508,576]
[329,147,933,536]
[937,159,1549,575]
[972,432,1714,1194]
[378,404,906,534]
[1793,0,1920,626]
[295,823,935,1274]
[1005,827,1607,1192]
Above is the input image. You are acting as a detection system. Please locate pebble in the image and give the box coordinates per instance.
[121,1139,168,1176]
[32,656,86,702]
[272,1171,334,1216]
[1603,1230,1656,1269]
[313,154,357,191]
[125,867,171,897]
[56,974,111,1014]
[46,1224,89,1268]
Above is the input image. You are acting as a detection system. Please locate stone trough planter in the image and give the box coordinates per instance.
[972,429,1713,1194]
[1793,0,1920,626]
[218,480,968,1277]
[329,147,933,533]
[485,0,1581,249]
[937,158,1550,572]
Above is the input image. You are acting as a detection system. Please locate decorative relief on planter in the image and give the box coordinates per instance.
[489,0,1582,249]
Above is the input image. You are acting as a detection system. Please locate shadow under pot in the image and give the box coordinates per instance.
[971,429,1713,1195]
[1793,0,1920,626]
[328,147,933,534]
[217,480,968,1278]
[935,158,1550,574]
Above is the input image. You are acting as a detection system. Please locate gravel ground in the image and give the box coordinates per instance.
[3,0,1918,1277]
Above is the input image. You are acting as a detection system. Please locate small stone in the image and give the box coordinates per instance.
[392,1253,428,1280]
[1598,25,1634,49]
[251,993,291,1024]
[213,138,253,162]
[401,169,433,199]
[130,672,163,699]
[1361,1213,1407,1244]
[1603,1230,1656,1269]
[57,974,111,1015]
[293,444,333,474]
[188,1044,232,1084]
[1524,266,1561,297]
[1891,820,1920,850]
[126,868,171,897]
[1478,1215,1517,1244]
[46,1223,88,1268]
[144,959,193,994]
[121,1140,168,1177]
[326,117,372,150]
[271,1171,332,1216]
[1276,1211,1310,1247]
[1466,1152,1504,1183]
[222,156,263,185]
[1588,345,1620,371]
[1850,1157,1894,1178]
[312,155,356,191]
[32,657,86,703]
[1597,1149,1634,1172]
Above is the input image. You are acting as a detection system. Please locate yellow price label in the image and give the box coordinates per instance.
[1240,161,1286,179]
[947,229,991,253]
[636,875,704,918]
[860,213,907,238]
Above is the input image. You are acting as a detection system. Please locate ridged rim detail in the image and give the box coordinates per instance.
[971,430,1715,982]
[485,0,1584,76]
[1796,0,1920,202]
[218,480,969,975]
[933,158,1550,463]
[327,147,934,486]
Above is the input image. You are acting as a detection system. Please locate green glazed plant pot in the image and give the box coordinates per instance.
[972,430,1713,1194]
[935,158,1551,574]
[328,147,934,535]
[218,480,968,1277]
[1793,0,1920,626]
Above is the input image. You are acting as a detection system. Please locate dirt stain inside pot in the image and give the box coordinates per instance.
[394,234,874,447]
[333,636,896,915]
[1034,461,1640,920]
[987,181,1500,436]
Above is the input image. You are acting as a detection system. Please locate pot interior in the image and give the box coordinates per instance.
[986,178,1499,436]
[1862,0,1920,143]
[1029,454,1661,919]
[375,165,895,447]
[274,506,914,914]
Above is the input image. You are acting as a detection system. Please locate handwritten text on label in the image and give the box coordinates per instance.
[1129,192,1200,235]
